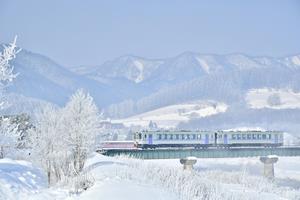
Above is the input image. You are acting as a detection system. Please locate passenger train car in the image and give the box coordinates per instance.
[134,130,284,149]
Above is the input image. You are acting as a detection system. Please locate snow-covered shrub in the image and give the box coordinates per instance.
[67,171,95,194]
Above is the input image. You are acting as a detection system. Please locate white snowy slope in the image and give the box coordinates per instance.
[0,158,47,200]
[0,93,55,116]
[113,100,227,128]
[81,55,163,83]
[26,154,179,200]
[246,88,300,109]
[67,155,178,200]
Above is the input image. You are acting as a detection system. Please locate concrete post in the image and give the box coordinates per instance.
[259,155,278,179]
[180,157,197,170]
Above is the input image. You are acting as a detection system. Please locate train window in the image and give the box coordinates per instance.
[197,134,201,139]
[187,134,190,140]
[145,134,147,139]
[252,134,257,140]
[192,134,196,140]
[181,134,185,140]
[237,134,241,140]
[176,134,179,140]
[169,134,173,140]
[232,134,236,140]
[158,134,162,140]
[247,134,251,139]
[257,134,261,140]
[268,134,271,139]
[262,134,266,139]
[242,134,246,140]
[164,134,168,140]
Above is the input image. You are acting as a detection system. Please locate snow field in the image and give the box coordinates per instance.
[0,158,47,200]
[246,88,300,109]
[1,154,300,200]
[114,101,227,128]
[113,156,300,200]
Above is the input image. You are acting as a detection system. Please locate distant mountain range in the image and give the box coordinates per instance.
[6,49,123,107]
[71,52,300,84]
[3,47,300,133]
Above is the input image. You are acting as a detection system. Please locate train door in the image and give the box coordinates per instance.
[148,134,153,145]
[274,134,278,144]
[205,134,209,144]
[224,134,228,145]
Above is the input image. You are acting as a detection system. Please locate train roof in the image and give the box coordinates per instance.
[137,130,283,133]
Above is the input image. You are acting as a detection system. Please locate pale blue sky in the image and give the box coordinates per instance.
[1,0,300,66]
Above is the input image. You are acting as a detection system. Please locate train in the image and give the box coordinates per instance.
[134,130,284,149]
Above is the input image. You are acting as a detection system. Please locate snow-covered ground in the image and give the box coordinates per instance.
[113,101,227,128]
[1,153,300,200]
[246,88,300,109]
[0,158,47,200]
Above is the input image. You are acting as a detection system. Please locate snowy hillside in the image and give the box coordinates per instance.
[0,93,55,117]
[99,52,300,119]
[246,88,300,109]
[6,49,122,108]
[86,55,163,83]
[113,101,227,128]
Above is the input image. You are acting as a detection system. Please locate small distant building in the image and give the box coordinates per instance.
[99,121,112,129]
[148,120,158,130]
[99,121,125,129]
[111,123,125,129]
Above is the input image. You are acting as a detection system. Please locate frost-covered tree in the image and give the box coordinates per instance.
[267,93,281,107]
[0,36,19,86]
[28,90,101,185]
[0,117,20,158]
[0,36,21,157]
[62,89,101,174]
[27,105,69,184]
[0,36,20,107]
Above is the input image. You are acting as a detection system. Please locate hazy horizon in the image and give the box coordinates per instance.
[1,0,300,66]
